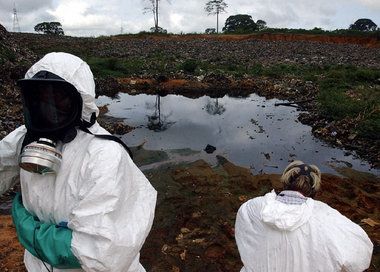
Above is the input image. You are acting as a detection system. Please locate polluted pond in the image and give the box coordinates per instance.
[94,92,380,271]
[96,92,379,178]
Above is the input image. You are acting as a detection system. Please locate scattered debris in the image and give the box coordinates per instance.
[361,218,380,227]
[274,99,314,107]
[204,144,216,154]
[263,152,271,160]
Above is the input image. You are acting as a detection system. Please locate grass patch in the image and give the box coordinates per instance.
[356,110,380,140]
[319,66,380,89]
[315,66,380,141]
[84,57,142,78]
[317,88,367,119]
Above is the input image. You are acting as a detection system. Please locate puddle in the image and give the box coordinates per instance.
[96,93,379,178]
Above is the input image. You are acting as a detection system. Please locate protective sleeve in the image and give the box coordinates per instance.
[313,201,374,272]
[0,126,26,195]
[68,140,157,272]
[11,192,81,269]
[235,197,266,271]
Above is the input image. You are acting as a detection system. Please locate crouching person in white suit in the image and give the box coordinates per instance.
[235,160,373,272]
[0,52,157,272]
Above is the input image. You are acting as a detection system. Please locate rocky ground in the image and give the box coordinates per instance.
[1,25,380,271]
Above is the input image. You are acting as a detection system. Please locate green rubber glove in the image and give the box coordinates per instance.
[11,192,81,269]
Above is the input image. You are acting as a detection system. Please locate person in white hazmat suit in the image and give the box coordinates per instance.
[235,160,373,272]
[0,52,157,272]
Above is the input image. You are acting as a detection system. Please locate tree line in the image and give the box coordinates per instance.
[33,0,379,36]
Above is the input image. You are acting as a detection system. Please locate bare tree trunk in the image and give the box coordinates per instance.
[216,11,219,33]
[155,0,159,33]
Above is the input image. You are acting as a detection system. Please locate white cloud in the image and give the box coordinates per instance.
[47,0,142,36]
[0,0,379,36]
[358,0,380,12]
[1,0,53,13]
[0,0,53,32]
[168,13,184,32]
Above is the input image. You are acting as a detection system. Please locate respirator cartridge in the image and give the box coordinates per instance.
[19,138,62,175]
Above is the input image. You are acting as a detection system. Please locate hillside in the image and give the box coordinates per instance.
[2,27,379,167]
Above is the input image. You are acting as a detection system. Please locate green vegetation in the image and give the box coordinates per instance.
[316,66,380,140]
[223,14,257,34]
[34,22,64,35]
[182,58,198,73]
[84,57,143,78]
[349,18,378,32]
[0,42,16,63]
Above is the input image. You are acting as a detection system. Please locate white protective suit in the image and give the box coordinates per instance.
[0,52,157,271]
[235,190,373,272]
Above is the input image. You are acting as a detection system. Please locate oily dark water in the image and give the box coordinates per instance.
[96,93,379,177]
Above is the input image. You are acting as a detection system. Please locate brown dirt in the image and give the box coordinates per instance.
[0,215,25,271]
[139,158,380,272]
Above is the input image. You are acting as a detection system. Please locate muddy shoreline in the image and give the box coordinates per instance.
[97,74,379,169]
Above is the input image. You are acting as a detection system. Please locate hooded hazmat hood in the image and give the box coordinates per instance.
[235,190,373,272]
[260,190,314,231]
[23,52,99,124]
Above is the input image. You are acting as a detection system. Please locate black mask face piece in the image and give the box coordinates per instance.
[18,71,83,141]
[18,71,83,175]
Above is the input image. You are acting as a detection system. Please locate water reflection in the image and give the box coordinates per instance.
[146,95,175,131]
[96,93,379,176]
[205,98,226,115]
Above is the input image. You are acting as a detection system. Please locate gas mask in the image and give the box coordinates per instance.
[19,138,62,175]
[18,71,82,175]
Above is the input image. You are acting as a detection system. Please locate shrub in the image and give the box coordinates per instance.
[0,42,16,63]
[182,59,198,73]
[85,57,142,78]
[356,113,380,140]
[317,89,366,119]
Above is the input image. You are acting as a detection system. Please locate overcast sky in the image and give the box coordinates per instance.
[1,0,380,37]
